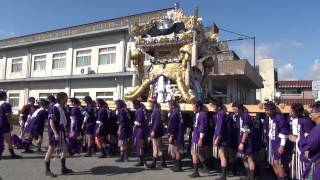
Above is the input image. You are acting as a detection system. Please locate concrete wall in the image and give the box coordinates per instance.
[0,32,127,80]
[279,89,313,99]
[2,76,132,113]
[256,59,275,101]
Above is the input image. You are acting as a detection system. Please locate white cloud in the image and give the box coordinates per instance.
[231,40,304,62]
[0,29,16,38]
[278,63,295,80]
[308,59,320,80]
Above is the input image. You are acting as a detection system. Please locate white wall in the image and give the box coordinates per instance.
[0,52,6,80]
[6,49,28,79]
[257,59,275,101]
[72,34,124,75]
[30,42,72,77]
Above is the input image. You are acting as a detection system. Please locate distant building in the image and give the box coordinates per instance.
[256,58,276,102]
[275,80,315,105]
[208,42,263,104]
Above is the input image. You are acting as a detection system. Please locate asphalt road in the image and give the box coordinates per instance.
[0,128,247,180]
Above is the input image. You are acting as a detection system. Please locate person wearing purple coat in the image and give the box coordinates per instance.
[0,131,3,159]
[115,100,132,162]
[0,90,22,159]
[288,103,315,180]
[232,102,255,180]
[95,99,112,158]
[82,96,97,157]
[44,92,73,177]
[69,98,83,155]
[210,98,228,180]
[265,101,290,180]
[167,100,185,172]
[298,101,320,180]
[23,99,49,153]
[69,98,83,140]
[132,100,149,167]
[189,100,208,178]
[146,100,167,169]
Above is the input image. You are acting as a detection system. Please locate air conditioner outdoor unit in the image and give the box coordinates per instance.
[80,67,90,74]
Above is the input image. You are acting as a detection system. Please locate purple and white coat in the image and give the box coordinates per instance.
[265,113,290,163]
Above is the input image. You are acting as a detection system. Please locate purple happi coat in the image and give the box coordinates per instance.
[252,112,267,152]
[150,107,164,138]
[48,103,68,146]
[266,113,290,162]
[134,108,149,139]
[226,114,238,149]
[167,109,184,146]
[0,101,12,134]
[96,107,111,138]
[70,106,83,137]
[290,115,315,179]
[134,107,149,156]
[213,109,228,147]
[0,133,3,157]
[192,111,207,144]
[84,104,97,135]
[117,108,133,140]
[235,112,254,155]
[299,124,320,180]
[25,108,48,137]
[203,112,214,146]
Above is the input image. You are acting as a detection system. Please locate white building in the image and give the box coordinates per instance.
[0,8,172,112]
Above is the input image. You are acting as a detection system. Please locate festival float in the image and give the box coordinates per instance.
[106,4,308,113]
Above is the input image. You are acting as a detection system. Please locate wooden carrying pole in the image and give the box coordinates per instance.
[82,101,312,114]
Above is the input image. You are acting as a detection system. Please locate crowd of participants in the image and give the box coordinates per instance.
[0,90,319,180]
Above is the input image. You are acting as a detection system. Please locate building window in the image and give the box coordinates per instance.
[96,92,113,101]
[11,58,22,73]
[39,93,58,100]
[9,93,19,107]
[34,55,46,71]
[280,89,302,95]
[98,47,116,65]
[76,50,91,67]
[74,92,89,100]
[52,53,66,69]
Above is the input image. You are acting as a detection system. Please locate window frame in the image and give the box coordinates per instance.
[76,49,91,67]
[9,93,20,107]
[38,93,58,100]
[11,58,23,73]
[96,92,114,101]
[98,47,116,65]
[33,55,47,71]
[73,92,89,100]
[52,52,66,70]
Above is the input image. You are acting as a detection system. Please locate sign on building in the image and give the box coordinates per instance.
[312,81,320,91]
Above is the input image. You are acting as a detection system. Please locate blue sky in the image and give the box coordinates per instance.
[0,0,319,80]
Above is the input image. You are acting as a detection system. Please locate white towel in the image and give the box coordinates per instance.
[54,103,67,128]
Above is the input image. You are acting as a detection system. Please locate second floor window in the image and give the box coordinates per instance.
[11,58,22,73]
[52,53,66,69]
[76,50,91,67]
[99,47,116,65]
[34,55,46,71]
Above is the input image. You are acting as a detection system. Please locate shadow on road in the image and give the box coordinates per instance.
[90,166,144,175]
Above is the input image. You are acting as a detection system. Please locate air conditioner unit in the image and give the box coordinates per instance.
[80,67,90,74]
